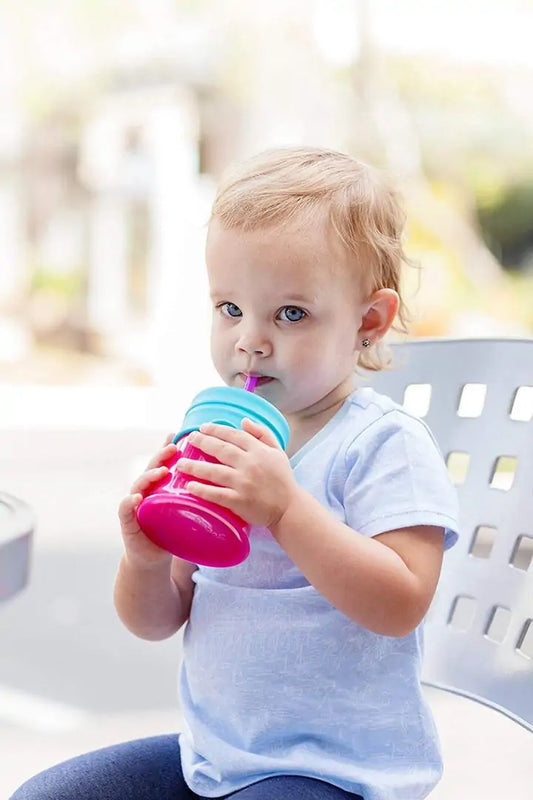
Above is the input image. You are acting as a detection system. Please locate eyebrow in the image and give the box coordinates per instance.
[283,293,316,303]
[210,290,317,304]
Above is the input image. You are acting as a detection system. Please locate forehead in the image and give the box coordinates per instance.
[206,219,353,298]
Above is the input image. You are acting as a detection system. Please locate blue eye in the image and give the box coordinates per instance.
[220,303,242,318]
[279,306,306,322]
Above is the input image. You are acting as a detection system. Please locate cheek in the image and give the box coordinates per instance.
[297,328,354,363]
[285,337,314,368]
[210,324,233,367]
[209,325,223,363]
[296,331,357,381]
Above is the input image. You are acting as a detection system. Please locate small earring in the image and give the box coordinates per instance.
[361,338,371,348]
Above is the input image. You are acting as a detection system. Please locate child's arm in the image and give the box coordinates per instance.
[269,487,444,637]
[114,438,196,641]
[114,552,196,641]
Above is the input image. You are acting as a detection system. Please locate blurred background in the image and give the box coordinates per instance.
[1,1,532,797]
[1,0,533,397]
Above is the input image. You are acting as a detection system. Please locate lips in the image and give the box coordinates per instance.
[240,373,274,386]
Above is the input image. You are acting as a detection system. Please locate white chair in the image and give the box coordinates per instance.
[368,338,533,731]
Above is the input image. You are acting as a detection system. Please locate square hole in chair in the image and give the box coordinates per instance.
[484,605,511,643]
[516,619,533,659]
[510,535,533,571]
[448,596,477,631]
[446,451,470,485]
[509,386,533,422]
[457,383,487,418]
[403,383,432,418]
[490,456,517,491]
[470,525,497,559]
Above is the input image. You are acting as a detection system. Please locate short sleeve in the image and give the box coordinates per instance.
[343,411,459,549]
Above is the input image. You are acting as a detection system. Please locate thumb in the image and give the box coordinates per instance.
[241,417,282,449]
[118,493,143,536]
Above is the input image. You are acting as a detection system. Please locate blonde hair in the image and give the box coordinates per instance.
[210,146,411,370]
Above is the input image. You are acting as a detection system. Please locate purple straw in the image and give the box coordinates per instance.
[243,375,258,392]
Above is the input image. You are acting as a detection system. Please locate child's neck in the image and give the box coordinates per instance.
[285,389,354,458]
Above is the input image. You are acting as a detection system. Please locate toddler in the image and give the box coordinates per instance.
[11,147,459,800]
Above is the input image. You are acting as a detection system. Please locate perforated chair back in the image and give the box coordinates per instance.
[368,338,533,731]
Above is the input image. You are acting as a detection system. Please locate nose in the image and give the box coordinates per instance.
[235,325,272,357]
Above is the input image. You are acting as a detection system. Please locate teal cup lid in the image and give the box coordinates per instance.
[173,386,290,450]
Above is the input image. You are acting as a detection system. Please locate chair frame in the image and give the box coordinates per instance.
[0,492,34,603]
[368,338,533,733]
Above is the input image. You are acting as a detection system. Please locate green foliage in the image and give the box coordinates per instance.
[505,271,533,328]
[31,268,85,298]
[477,183,533,268]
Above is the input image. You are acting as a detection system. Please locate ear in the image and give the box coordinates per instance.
[357,289,399,348]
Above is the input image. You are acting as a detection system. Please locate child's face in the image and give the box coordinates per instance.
[206,219,369,420]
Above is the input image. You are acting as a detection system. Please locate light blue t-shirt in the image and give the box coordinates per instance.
[178,388,460,800]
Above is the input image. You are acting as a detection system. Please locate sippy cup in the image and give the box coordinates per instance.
[136,384,289,567]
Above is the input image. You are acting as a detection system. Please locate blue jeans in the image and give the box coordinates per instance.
[10,734,363,799]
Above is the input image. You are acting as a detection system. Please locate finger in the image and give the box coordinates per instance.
[176,457,235,486]
[241,417,281,449]
[145,442,178,470]
[196,423,253,451]
[186,480,238,510]
[130,466,169,495]
[187,430,243,466]
[118,493,143,536]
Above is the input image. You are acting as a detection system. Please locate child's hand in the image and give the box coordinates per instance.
[117,434,178,567]
[175,419,297,528]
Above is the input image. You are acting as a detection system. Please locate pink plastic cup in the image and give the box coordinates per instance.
[137,438,252,567]
[136,385,289,567]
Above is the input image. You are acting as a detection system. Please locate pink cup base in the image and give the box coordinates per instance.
[137,492,250,567]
